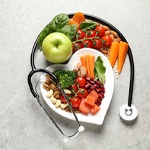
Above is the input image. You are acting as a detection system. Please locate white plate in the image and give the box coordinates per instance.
[40,48,114,125]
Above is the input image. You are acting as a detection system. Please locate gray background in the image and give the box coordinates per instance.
[0,0,150,150]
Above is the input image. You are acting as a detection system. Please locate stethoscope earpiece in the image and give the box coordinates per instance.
[120,104,138,122]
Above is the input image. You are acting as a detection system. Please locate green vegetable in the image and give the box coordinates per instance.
[37,13,77,46]
[51,13,69,30]
[80,21,97,31]
[60,25,77,41]
[94,56,106,85]
[53,70,77,89]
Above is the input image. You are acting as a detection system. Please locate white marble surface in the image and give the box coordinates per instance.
[0,0,150,149]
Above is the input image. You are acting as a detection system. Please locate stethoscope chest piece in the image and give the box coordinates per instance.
[120,104,138,122]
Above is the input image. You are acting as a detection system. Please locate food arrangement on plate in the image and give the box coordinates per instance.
[37,12,129,125]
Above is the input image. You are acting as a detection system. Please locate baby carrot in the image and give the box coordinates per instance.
[117,41,129,74]
[108,42,120,68]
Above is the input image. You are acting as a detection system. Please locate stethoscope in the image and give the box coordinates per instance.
[28,13,138,142]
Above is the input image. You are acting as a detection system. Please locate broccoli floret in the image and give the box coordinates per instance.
[52,70,77,89]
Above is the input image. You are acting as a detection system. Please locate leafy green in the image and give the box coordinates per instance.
[53,70,77,89]
[37,24,56,46]
[80,21,97,31]
[60,25,77,41]
[51,13,69,30]
[37,13,77,46]
[94,56,106,85]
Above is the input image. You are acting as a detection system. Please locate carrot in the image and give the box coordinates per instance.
[85,55,91,77]
[68,19,79,29]
[80,55,87,68]
[85,54,95,78]
[117,41,129,73]
[72,12,85,25]
[90,104,100,115]
[89,55,95,78]
[108,42,120,68]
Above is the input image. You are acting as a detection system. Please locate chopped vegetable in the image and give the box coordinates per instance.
[108,42,120,68]
[94,56,106,85]
[90,104,100,115]
[53,70,77,89]
[118,41,129,73]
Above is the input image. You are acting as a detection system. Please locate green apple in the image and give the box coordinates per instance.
[42,32,72,63]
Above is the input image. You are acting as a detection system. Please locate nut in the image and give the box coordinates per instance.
[55,100,61,108]
[46,89,53,98]
[60,103,68,109]
[64,89,71,95]
[50,96,57,104]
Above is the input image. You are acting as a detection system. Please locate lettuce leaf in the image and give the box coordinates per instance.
[94,56,106,85]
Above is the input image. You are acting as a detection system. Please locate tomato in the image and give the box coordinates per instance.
[60,94,67,103]
[76,29,86,40]
[93,38,102,50]
[95,25,105,38]
[70,97,81,108]
[69,83,78,93]
[102,35,113,47]
[86,30,96,38]
[77,88,88,98]
[72,42,84,53]
[83,39,93,48]
[76,77,86,88]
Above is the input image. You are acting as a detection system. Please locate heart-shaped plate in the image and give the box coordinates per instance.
[40,48,114,125]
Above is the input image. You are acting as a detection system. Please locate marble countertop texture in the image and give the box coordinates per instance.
[0,0,150,150]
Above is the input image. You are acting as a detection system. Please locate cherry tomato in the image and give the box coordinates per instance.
[95,25,105,38]
[102,35,113,47]
[86,30,96,38]
[72,42,84,53]
[77,88,88,98]
[76,77,86,88]
[83,39,93,48]
[69,83,78,93]
[70,97,81,108]
[60,95,67,103]
[93,38,102,50]
[76,29,86,40]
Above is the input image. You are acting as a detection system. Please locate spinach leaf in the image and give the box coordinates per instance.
[60,25,77,41]
[94,56,106,85]
[51,13,69,30]
[37,24,56,46]
[80,21,97,31]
